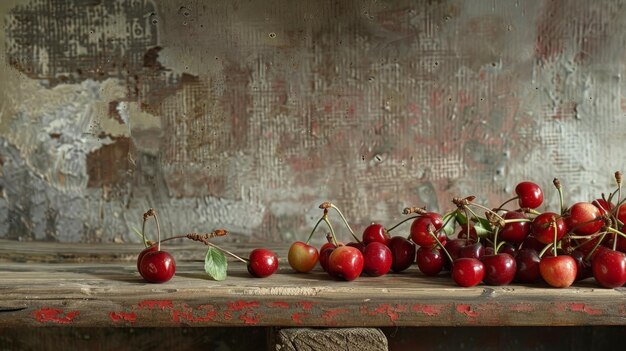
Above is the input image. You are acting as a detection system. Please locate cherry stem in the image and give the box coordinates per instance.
[504,218,532,224]
[205,241,248,264]
[616,171,622,205]
[387,215,421,233]
[305,217,324,245]
[552,221,558,257]
[426,224,453,263]
[467,203,505,224]
[329,204,361,243]
[322,216,339,247]
[141,217,149,248]
[156,230,228,245]
[584,232,607,261]
[153,210,162,251]
[493,227,500,254]
[538,243,554,258]
[606,226,626,240]
[554,178,565,215]
[494,196,518,212]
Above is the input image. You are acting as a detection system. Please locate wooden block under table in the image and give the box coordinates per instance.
[276,327,388,351]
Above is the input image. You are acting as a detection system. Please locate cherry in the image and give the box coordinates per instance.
[410,212,444,248]
[388,236,416,272]
[452,258,485,287]
[481,253,516,286]
[139,251,176,283]
[499,211,530,244]
[593,199,613,216]
[362,223,391,246]
[362,242,393,277]
[531,212,567,245]
[565,202,604,235]
[515,181,543,209]
[514,248,541,283]
[539,255,577,288]
[319,246,335,272]
[328,246,364,281]
[137,244,158,272]
[521,234,546,252]
[458,241,485,260]
[592,248,626,288]
[499,243,517,258]
[570,250,592,281]
[416,246,445,276]
[247,248,279,278]
[443,239,469,269]
[457,225,478,243]
[346,241,366,253]
[288,241,319,273]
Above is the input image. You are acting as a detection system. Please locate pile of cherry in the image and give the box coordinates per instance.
[288,174,626,288]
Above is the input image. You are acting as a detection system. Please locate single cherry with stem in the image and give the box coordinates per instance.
[480,224,516,286]
[288,216,322,273]
[538,222,577,288]
[138,209,176,283]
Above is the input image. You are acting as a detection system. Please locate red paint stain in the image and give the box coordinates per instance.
[321,308,350,322]
[411,304,444,317]
[569,303,602,316]
[456,304,479,317]
[291,312,310,325]
[267,301,289,309]
[297,301,316,311]
[509,304,534,313]
[239,310,261,325]
[361,304,407,323]
[34,308,80,324]
[171,304,217,323]
[137,300,173,310]
[109,312,136,323]
[227,301,260,311]
[223,311,232,320]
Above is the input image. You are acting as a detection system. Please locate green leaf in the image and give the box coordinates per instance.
[204,247,228,281]
[441,211,457,236]
[455,211,468,226]
[473,218,493,237]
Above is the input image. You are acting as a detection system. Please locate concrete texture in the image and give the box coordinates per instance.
[1,0,625,244]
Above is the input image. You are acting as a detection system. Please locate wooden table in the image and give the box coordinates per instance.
[2,239,625,330]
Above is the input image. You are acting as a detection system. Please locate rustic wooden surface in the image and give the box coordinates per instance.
[1,240,625,328]
[276,328,387,351]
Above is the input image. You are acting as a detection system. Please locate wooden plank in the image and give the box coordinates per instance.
[276,328,387,351]
[1,240,625,327]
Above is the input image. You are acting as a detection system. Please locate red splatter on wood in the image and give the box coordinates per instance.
[456,304,479,317]
[137,300,173,310]
[267,301,290,309]
[171,304,217,323]
[33,308,80,324]
[227,301,260,311]
[109,312,136,323]
[568,303,602,316]
[297,301,316,311]
[361,304,407,323]
[291,312,310,325]
[239,310,261,325]
[509,304,534,313]
[412,304,444,317]
[321,308,350,322]
[223,311,232,320]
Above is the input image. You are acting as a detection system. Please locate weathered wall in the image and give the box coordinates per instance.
[1,0,625,244]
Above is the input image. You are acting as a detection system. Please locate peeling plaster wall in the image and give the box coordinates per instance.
[1,0,625,244]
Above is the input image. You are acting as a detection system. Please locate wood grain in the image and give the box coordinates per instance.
[1,240,625,328]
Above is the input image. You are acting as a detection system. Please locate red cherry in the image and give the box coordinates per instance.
[481,253,516,286]
[593,199,614,216]
[531,212,567,245]
[137,244,158,272]
[539,255,577,288]
[288,241,319,273]
[592,249,626,288]
[362,242,393,277]
[416,246,445,276]
[457,225,478,243]
[565,202,604,236]
[514,248,541,283]
[247,248,278,278]
[410,212,444,248]
[458,242,485,260]
[346,241,366,253]
[319,246,335,272]
[328,246,364,281]
[570,250,592,281]
[515,181,543,209]
[499,211,530,244]
[443,239,469,270]
[452,258,485,287]
[362,223,391,246]
[388,236,416,272]
[139,250,176,283]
